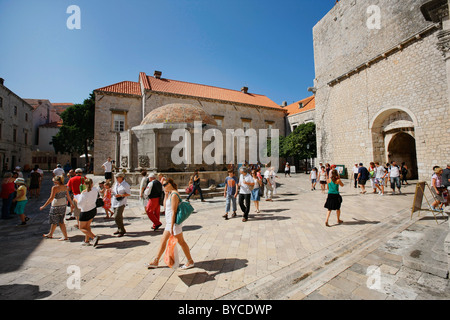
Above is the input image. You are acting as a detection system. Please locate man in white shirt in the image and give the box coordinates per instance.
[53,164,65,177]
[352,164,359,188]
[239,167,254,222]
[111,173,131,237]
[388,161,402,195]
[102,157,113,181]
[263,165,274,201]
[374,162,387,195]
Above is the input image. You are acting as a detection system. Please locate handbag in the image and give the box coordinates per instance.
[96,191,104,208]
[164,235,179,269]
[173,193,194,225]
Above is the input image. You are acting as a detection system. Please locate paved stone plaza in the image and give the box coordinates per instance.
[0,172,449,300]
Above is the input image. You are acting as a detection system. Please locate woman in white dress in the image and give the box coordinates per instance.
[146,178,194,270]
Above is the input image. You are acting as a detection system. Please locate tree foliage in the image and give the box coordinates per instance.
[281,122,317,160]
[52,92,95,159]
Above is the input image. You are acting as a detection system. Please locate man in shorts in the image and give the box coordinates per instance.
[357,163,369,194]
[102,157,114,181]
[374,162,387,195]
[67,168,85,226]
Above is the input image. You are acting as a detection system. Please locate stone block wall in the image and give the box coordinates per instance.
[313,0,450,182]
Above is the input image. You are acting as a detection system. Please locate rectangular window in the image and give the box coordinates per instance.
[213,115,224,128]
[13,128,17,142]
[14,106,17,116]
[0,97,3,108]
[112,113,126,132]
[242,118,252,131]
[265,121,274,138]
[24,132,28,145]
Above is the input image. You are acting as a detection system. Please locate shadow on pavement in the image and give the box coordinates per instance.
[178,258,248,287]
[0,284,52,300]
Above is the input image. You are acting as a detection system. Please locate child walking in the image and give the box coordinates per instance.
[13,178,29,226]
[223,170,238,220]
[102,181,113,219]
[324,170,344,227]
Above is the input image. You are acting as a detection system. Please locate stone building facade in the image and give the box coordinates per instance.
[313,0,450,181]
[0,78,34,172]
[93,72,287,175]
[285,96,316,134]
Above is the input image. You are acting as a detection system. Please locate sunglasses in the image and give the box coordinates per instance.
[163,183,169,187]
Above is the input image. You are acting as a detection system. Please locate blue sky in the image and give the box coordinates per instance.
[0,0,335,105]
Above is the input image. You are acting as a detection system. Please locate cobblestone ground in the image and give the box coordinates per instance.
[0,172,448,300]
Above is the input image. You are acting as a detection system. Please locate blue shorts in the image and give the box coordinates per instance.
[14,200,28,215]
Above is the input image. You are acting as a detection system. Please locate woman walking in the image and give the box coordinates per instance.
[324,170,344,227]
[251,170,261,213]
[40,176,74,241]
[75,178,100,247]
[318,166,327,194]
[146,178,194,270]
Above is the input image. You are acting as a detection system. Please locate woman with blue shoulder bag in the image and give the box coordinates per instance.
[146,178,194,270]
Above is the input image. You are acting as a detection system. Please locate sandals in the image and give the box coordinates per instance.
[43,234,53,239]
[180,261,195,270]
[146,259,159,269]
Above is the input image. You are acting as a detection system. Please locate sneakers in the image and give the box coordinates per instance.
[93,236,100,247]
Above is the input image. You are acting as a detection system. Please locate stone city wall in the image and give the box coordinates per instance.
[313,0,449,181]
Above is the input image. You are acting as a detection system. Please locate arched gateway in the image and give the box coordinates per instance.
[370,107,419,180]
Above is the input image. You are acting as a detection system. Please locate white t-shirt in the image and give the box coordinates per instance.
[102,161,113,173]
[77,187,99,212]
[53,168,65,176]
[352,166,359,174]
[375,166,386,179]
[239,174,253,194]
[389,166,400,178]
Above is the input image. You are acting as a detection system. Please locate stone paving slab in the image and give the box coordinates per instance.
[0,172,448,300]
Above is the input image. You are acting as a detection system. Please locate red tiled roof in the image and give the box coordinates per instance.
[144,74,283,110]
[95,73,284,110]
[95,81,142,96]
[39,121,63,128]
[285,96,315,116]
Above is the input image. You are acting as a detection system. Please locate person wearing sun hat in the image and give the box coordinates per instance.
[13,178,29,226]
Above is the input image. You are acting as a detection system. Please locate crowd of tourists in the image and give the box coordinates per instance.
[1,157,448,270]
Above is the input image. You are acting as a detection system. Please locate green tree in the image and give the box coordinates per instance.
[52,92,95,161]
[282,122,317,160]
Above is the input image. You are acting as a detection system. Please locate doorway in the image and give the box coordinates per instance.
[387,132,418,180]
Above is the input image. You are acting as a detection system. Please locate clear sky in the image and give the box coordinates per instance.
[0,0,335,106]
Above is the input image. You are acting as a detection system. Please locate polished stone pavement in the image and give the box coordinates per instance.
[0,172,448,300]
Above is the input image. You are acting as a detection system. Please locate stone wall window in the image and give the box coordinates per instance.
[14,106,17,116]
[213,115,224,127]
[13,128,17,143]
[242,118,252,131]
[0,97,3,109]
[265,121,274,137]
[112,112,126,132]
